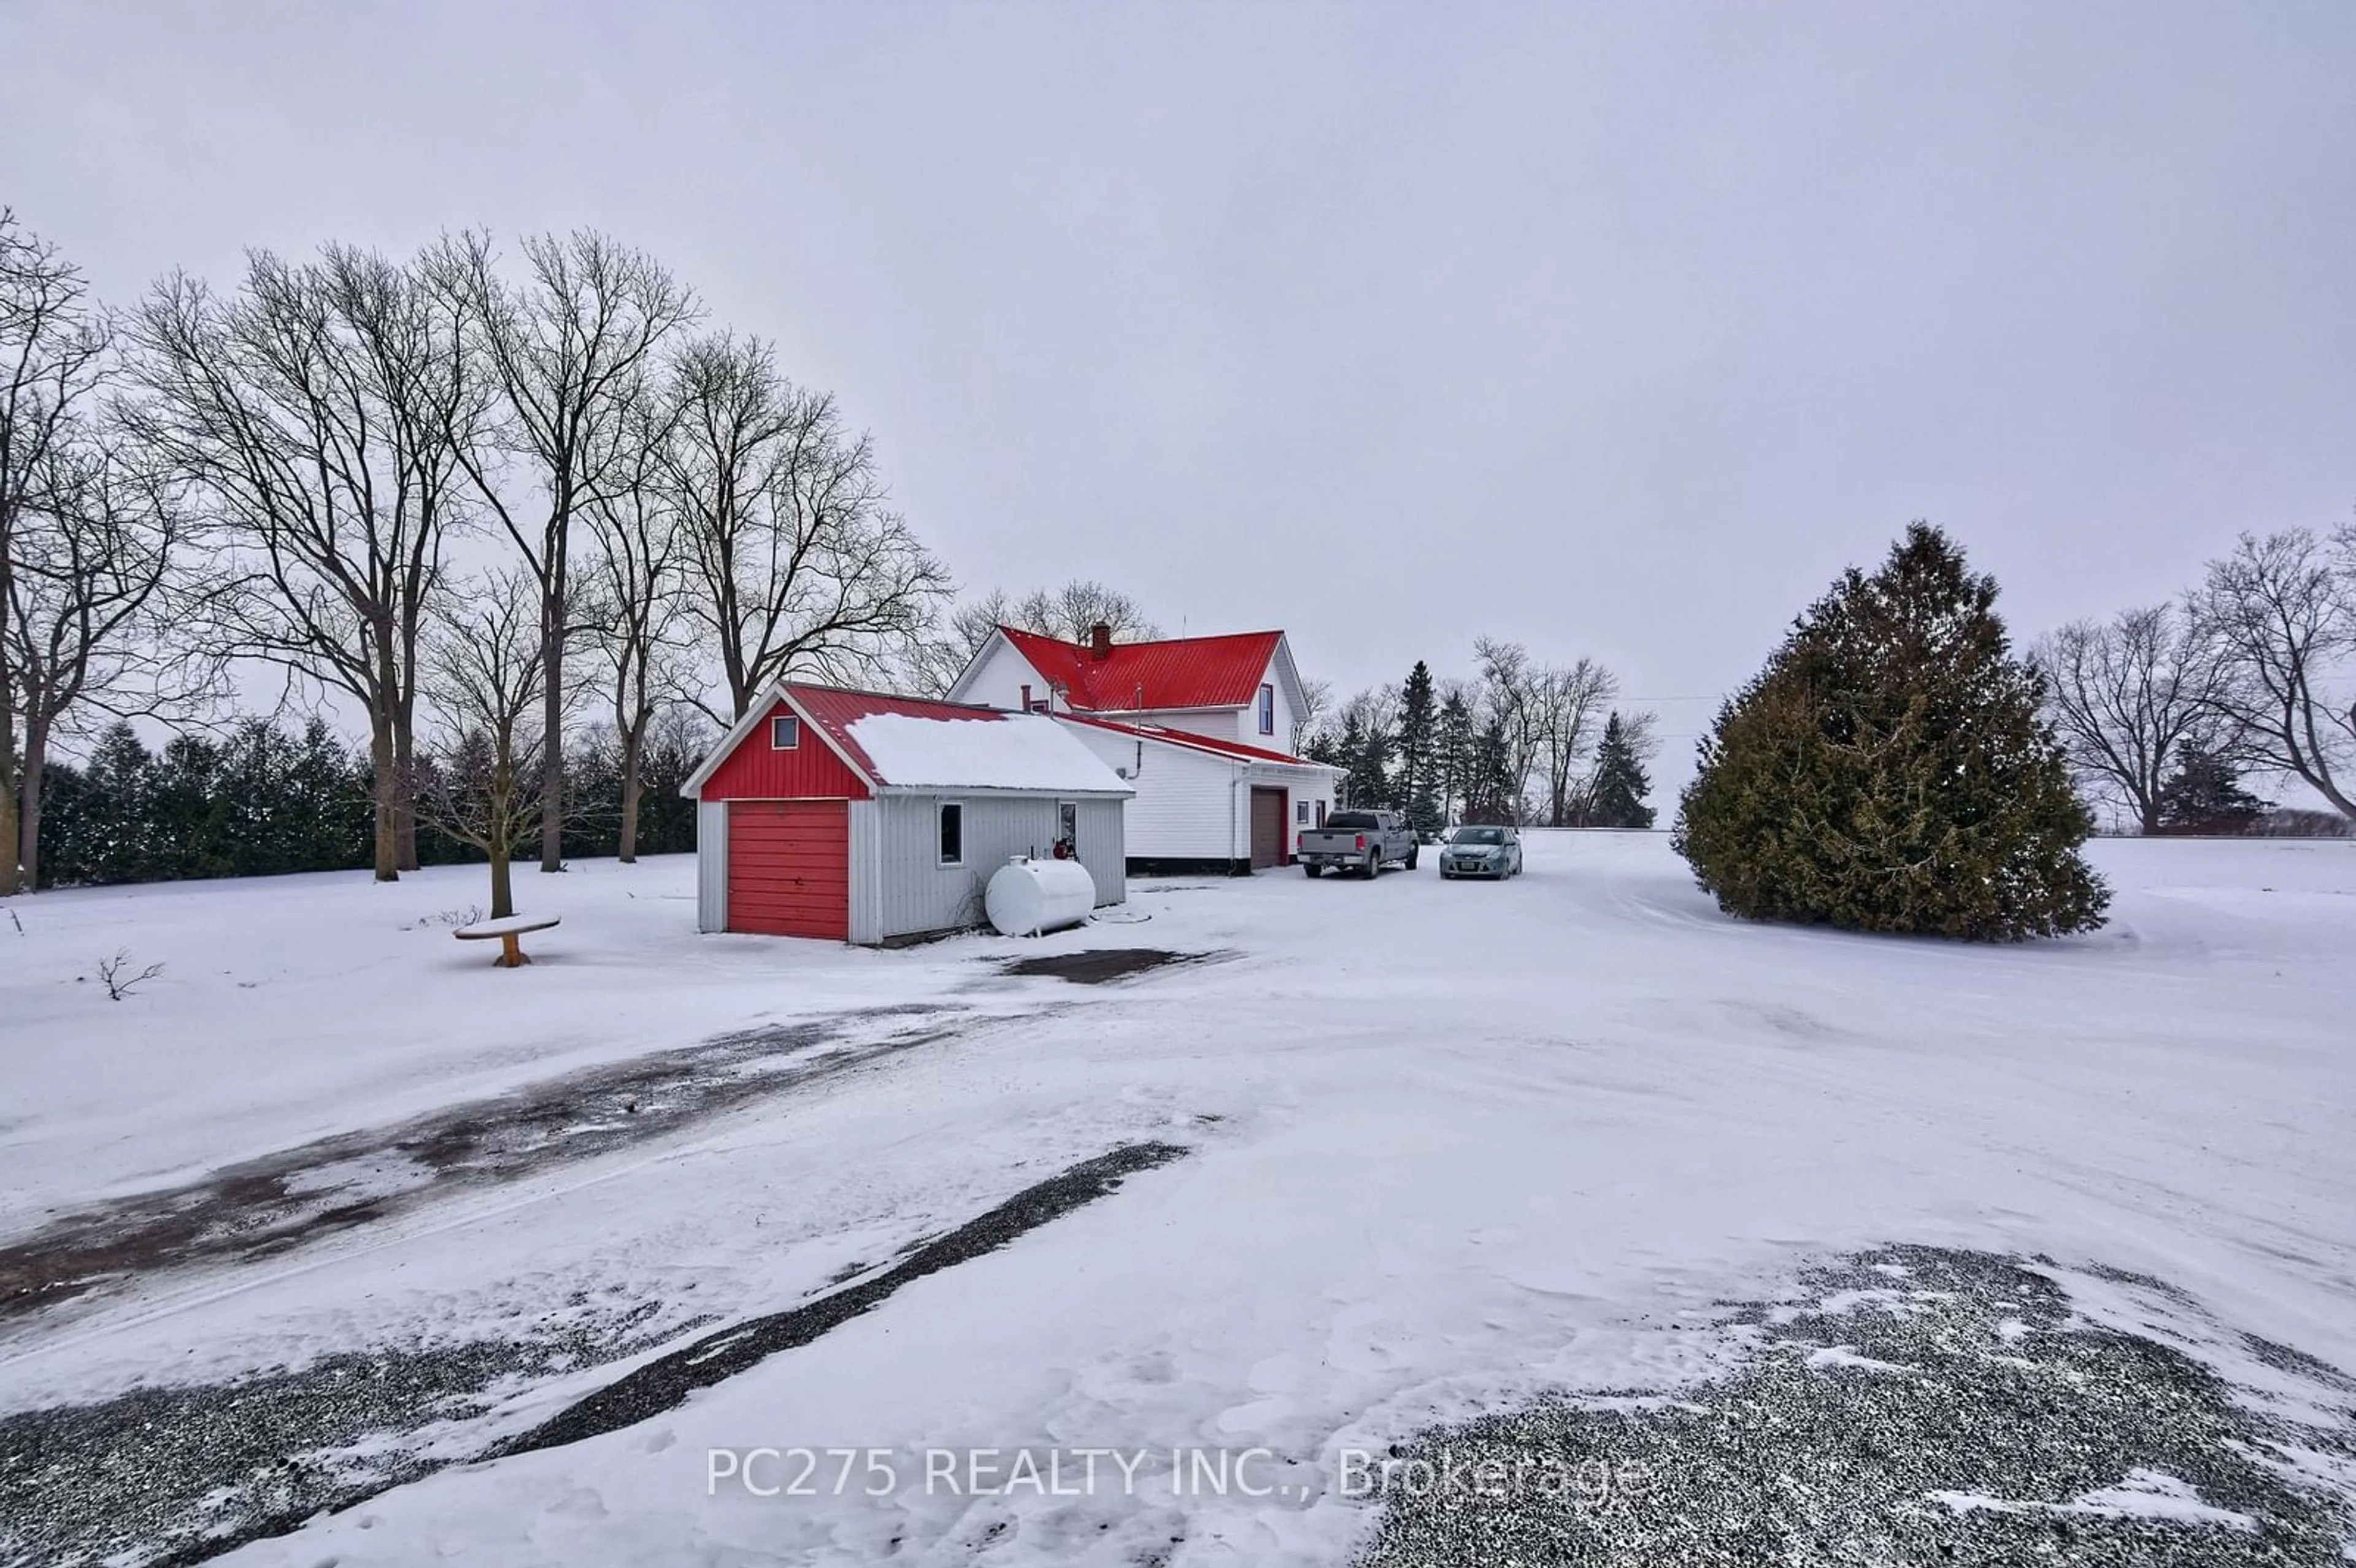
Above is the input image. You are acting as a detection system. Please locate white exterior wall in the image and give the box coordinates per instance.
[868,792,1125,942]
[1063,722,1338,863]
[695,800,729,933]
[1064,724,1240,859]
[955,637,1044,712]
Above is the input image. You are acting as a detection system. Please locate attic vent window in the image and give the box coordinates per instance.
[770,714,800,750]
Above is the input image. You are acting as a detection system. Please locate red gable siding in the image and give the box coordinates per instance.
[997,626,1281,712]
[700,701,871,801]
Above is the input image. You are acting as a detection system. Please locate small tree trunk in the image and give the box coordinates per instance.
[15,716,47,893]
[368,715,400,883]
[488,845,515,920]
[393,699,420,872]
[2139,802,2164,836]
[0,761,18,897]
[539,569,566,874]
[617,722,645,864]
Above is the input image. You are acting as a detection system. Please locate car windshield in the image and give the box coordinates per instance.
[1325,812,1381,830]
[1450,827,1506,845]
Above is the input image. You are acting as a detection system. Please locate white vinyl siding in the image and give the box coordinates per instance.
[950,637,1045,712]
[695,800,730,932]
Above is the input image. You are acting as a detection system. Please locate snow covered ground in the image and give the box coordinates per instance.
[2,832,2352,1564]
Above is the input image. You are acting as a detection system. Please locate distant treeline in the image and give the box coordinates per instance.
[34,718,703,890]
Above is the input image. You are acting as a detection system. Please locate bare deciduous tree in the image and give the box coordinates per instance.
[1290,677,1331,755]
[1,210,110,895]
[915,580,1161,696]
[2190,526,2356,820]
[416,572,547,920]
[7,427,193,888]
[432,230,699,874]
[127,247,476,882]
[1532,656,1619,827]
[2033,603,2230,834]
[663,333,948,719]
[580,391,694,863]
[1474,638,1542,823]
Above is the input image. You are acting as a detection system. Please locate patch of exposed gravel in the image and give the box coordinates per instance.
[1358,1245,2356,1566]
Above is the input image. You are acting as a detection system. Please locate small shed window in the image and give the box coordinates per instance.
[1257,684,1275,735]
[1296,799,1310,823]
[770,714,800,750]
[938,802,964,866]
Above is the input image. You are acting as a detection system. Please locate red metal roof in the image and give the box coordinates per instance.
[1058,712,1326,768]
[997,625,1283,712]
[782,683,1006,784]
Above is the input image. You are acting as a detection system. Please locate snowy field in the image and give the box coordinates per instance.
[2,832,2353,1564]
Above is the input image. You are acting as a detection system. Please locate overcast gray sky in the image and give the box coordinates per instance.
[7,1,2354,786]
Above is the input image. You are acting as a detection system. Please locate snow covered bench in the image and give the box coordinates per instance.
[453,914,560,969]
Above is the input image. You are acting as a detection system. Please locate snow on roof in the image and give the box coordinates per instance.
[843,709,1131,794]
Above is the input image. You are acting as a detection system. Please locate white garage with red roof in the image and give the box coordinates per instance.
[682,683,1131,943]
[947,623,1341,874]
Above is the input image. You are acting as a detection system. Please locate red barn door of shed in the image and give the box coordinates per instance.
[726,801,850,939]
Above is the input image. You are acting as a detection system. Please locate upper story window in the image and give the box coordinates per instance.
[1257,684,1276,735]
[770,714,800,749]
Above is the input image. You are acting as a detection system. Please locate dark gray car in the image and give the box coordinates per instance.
[1438,824,1522,879]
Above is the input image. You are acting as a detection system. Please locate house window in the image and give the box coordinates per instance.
[1296,800,1310,823]
[1257,685,1275,735]
[770,714,800,749]
[938,802,964,866]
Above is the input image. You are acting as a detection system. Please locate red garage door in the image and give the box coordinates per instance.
[727,800,850,939]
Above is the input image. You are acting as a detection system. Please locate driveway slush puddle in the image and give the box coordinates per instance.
[0,1002,964,1326]
[996,947,1226,984]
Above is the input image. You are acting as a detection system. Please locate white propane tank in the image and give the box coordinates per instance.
[985,855,1097,937]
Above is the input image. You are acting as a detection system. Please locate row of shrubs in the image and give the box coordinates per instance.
[34,718,705,890]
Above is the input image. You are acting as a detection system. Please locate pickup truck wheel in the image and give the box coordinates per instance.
[1406,845,1419,870]
[1304,863,1322,878]
[1363,849,1380,878]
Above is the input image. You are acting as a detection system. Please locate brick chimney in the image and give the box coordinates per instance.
[1090,621,1112,661]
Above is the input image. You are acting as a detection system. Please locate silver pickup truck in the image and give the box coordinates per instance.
[1297,809,1419,877]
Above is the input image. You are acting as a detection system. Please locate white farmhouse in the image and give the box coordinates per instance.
[947,623,1341,874]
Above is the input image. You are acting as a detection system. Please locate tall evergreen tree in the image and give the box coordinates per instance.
[1586,711,1657,829]
[1674,523,2108,940]
[1345,714,1393,812]
[1434,690,1474,825]
[1394,661,1439,834]
[1463,717,1514,823]
[2154,744,2264,835]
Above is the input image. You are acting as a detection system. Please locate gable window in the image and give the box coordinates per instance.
[1257,684,1275,736]
[770,714,800,749]
[938,802,964,866]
